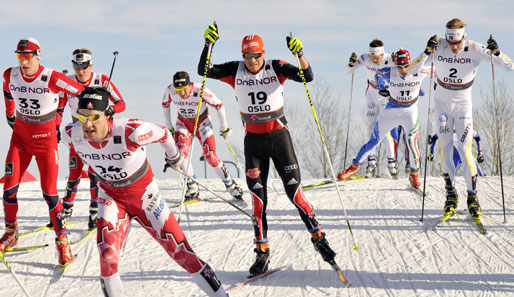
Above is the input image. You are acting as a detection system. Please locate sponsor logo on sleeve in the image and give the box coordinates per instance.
[137,131,153,142]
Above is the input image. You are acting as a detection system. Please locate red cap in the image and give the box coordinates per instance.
[394,48,411,66]
[16,37,41,53]
[242,35,264,53]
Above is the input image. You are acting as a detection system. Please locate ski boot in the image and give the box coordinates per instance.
[47,205,73,228]
[365,156,377,177]
[337,162,359,181]
[224,179,244,201]
[184,178,200,202]
[249,243,270,277]
[88,202,98,230]
[311,230,336,263]
[387,159,399,180]
[56,235,73,265]
[409,169,421,189]
[444,187,458,214]
[467,192,482,219]
[0,224,19,251]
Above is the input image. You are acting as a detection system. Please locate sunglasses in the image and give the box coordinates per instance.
[77,112,104,122]
[446,39,463,45]
[174,85,189,91]
[15,51,38,60]
[243,52,263,59]
[72,60,91,70]
[397,64,410,69]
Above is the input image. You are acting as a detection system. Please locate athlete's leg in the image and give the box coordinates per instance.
[174,120,194,176]
[435,109,457,188]
[97,188,130,297]
[3,145,32,227]
[63,146,84,207]
[131,179,227,296]
[35,147,68,236]
[365,93,380,158]
[453,107,478,192]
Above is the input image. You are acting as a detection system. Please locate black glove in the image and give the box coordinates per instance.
[427,135,433,145]
[105,106,115,117]
[477,152,484,163]
[378,89,390,97]
[56,127,61,143]
[204,24,219,45]
[286,36,304,58]
[487,38,500,56]
[425,35,438,55]
[6,115,15,129]
[349,52,357,67]
[164,151,184,169]
[427,152,434,161]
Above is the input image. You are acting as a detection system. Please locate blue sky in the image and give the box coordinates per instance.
[1,0,513,180]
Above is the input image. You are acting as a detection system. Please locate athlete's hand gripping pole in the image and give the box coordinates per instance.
[177,21,217,224]
[488,34,506,223]
[289,32,358,252]
[420,36,437,222]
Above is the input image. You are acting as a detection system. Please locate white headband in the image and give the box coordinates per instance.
[369,46,384,56]
[445,28,465,42]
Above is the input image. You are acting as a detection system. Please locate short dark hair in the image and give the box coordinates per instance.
[369,39,384,48]
[72,48,92,55]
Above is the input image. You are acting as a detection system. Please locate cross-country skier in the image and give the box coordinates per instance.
[1,38,83,266]
[338,48,433,189]
[52,48,126,230]
[343,40,401,178]
[426,18,513,219]
[428,130,486,176]
[198,25,338,277]
[62,87,228,297]
[162,71,243,202]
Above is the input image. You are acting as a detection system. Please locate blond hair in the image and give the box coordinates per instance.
[72,48,92,55]
[446,18,466,29]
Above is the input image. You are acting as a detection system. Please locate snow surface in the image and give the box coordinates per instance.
[1,176,513,297]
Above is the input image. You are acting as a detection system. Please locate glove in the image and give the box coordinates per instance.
[6,115,15,129]
[378,89,390,97]
[219,127,232,139]
[349,52,357,67]
[165,151,184,169]
[427,152,434,161]
[204,24,219,44]
[477,152,484,163]
[424,35,438,55]
[487,37,500,56]
[427,135,433,145]
[56,127,61,143]
[286,36,303,58]
[105,106,115,117]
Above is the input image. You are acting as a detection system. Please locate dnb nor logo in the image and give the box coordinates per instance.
[246,168,261,179]
[438,113,448,122]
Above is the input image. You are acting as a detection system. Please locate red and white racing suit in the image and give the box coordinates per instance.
[57,72,125,207]
[3,65,83,235]
[162,83,233,181]
[62,118,226,297]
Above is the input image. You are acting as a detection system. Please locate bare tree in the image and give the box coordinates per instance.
[474,80,514,175]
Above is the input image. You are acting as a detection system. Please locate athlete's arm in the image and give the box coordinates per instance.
[474,40,514,71]
[55,92,68,127]
[198,45,239,87]
[48,71,84,96]
[3,68,15,117]
[344,53,366,74]
[161,87,175,130]
[272,59,313,83]
[125,119,180,158]
[101,74,126,114]
[375,67,391,91]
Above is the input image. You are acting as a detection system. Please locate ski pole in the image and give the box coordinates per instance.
[420,39,436,222]
[489,34,506,223]
[177,21,217,223]
[0,252,32,297]
[224,137,245,178]
[164,163,254,219]
[289,32,358,251]
[106,51,119,91]
[342,72,355,169]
